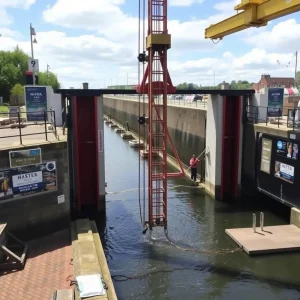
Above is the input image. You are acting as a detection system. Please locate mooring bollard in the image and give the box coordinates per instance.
[260,212,264,231]
[252,213,256,232]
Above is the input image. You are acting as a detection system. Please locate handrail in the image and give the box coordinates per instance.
[0,110,58,145]
[49,108,58,138]
[104,95,207,109]
[245,104,300,129]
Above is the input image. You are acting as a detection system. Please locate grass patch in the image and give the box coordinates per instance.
[0,105,9,116]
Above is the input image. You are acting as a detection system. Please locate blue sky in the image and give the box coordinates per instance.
[0,0,299,88]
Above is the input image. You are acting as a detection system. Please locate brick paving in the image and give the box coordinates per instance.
[0,228,73,300]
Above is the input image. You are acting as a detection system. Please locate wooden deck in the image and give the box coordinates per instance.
[71,219,117,300]
[226,224,300,255]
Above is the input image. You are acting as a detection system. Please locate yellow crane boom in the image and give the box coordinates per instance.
[205,0,300,39]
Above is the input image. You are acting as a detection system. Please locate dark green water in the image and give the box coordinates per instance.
[102,125,300,300]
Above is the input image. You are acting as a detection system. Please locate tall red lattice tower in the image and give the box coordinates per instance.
[137,0,184,230]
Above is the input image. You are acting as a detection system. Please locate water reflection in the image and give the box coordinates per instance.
[101,125,300,300]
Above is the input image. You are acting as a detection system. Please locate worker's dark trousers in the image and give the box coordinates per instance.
[191,168,197,181]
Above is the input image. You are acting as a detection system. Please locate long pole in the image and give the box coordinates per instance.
[186,148,206,171]
[295,51,298,87]
[30,23,35,86]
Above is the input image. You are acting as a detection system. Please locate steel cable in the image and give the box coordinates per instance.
[142,0,146,226]
[106,185,204,195]
[164,229,243,255]
[111,266,206,282]
[137,0,143,227]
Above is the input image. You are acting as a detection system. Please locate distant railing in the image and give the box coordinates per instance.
[105,95,207,109]
[0,110,58,145]
[245,105,300,130]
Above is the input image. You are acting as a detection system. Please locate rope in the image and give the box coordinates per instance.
[111,266,206,282]
[137,0,143,227]
[110,231,243,282]
[164,229,243,255]
[106,184,204,195]
[142,0,146,227]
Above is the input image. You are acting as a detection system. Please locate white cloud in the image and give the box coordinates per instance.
[0,0,35,9]
[0,9,12,26]
[170,0,204,6]
[0,0,299,88]
[0,27,21,38]
[167,49,296,86]
[43,0,127,34]
[244,19,300,52]
[213,0,239,12]
[0,0,36,26]
[42,0,232,55]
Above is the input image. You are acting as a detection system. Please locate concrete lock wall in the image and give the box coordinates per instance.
[0,141,70,240]
[205,95,223,199]
[103,97,206,165]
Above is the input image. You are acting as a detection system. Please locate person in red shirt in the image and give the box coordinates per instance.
[190,154,200,182]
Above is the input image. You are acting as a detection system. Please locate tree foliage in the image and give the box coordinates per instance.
[296,71,300,88]
[0,46,28,101]
[177,82,198,90]
[177,82,217,90]
[0,46,61,102]
[176,80,253,90]
[228,80,253,89]
[38,71,61,89]
[11,83,24,96]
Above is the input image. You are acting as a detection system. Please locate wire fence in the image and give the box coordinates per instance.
[105,95,207,109]
[246,105,300,130]
[0,110,58,145]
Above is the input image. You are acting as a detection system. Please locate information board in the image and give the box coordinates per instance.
[25,86,47,121]
[0,161,57,201]
[27,58,39,73]
[267,88,284,117]
[9,148,42,168]
[257,133,300,208]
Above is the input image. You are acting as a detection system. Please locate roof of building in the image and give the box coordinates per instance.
[261,76,295,86]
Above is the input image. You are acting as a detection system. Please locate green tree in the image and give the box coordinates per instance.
[296,71,300,88]
[0,46,28,102]
[11,83,24,96]
[0,46,61,102]
[177,82,199,89]
[176,79,254,90]
[177,82,188,89]
[229,80,252,89]
[38,71,61,89]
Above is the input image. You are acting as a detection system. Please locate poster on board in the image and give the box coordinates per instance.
[260,138,272,174]
[276,140,299,160]
[0,161,57,201]
[25,86,47,121]
[9,148,42,168]
[268,88,284,117]
[274,161,294,184]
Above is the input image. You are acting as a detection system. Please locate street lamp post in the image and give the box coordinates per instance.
[30,23,37,85]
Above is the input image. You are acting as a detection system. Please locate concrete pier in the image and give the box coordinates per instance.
[71,219,117,300]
